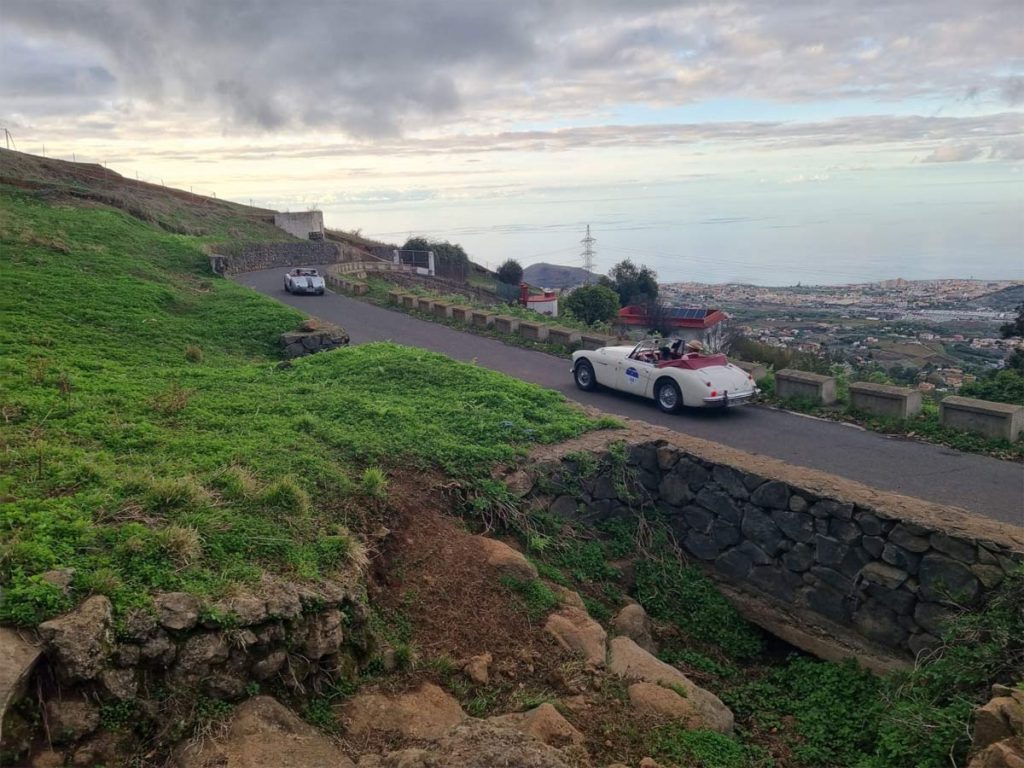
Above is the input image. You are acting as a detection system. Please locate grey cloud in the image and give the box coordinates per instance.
[2,0,1021,136]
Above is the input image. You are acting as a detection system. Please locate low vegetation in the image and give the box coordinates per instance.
[0,190,596,623]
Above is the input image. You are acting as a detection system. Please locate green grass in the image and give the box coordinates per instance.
[0,191,596,623]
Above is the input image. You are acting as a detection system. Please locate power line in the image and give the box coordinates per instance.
[580,224,596,282]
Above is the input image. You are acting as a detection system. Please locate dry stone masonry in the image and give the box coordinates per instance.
[515,433,1023,662]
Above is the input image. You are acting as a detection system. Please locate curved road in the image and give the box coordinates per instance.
[236,268,1024,525]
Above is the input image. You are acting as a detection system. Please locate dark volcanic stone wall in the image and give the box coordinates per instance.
[524,441,1022,659]
[211,241,343,274]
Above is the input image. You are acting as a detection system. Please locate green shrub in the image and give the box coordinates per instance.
[499,575,561,620]
[635,558,762,660]
[649,727,772,768]
[258,478,312,517]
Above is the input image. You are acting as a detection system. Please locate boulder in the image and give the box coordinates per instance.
[44,697,100,744]
[627,682,703,729]
[339,683,465,740]
[612,604,656,654]
[154,592,200,631]
[175,696,354,768]
[464,653,493,685]
[607,637,733,733]
[476,537,538,581]
[967,741,1024,768]
[490,703,585,748]
[0,627,42,745]
[369,719,576,768]
[544,606,607,667]
[973,696,1024,752]
[38,596,113,682]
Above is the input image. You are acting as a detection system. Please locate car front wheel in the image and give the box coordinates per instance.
[655,379,682,413]
[574,360,598,391]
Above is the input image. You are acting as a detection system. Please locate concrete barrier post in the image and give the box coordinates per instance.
[450,306,470,323]
[548,327,583,347]
[517,321,549,341]
[470,310,495,327]
[432,301,452,318]
[734,360,768,382]
[493,316,520,334]
[416,298,434,313]
[401,295,417,309]
[940,396,1024,442]
[849,382,922,420]
[775,369,837,405]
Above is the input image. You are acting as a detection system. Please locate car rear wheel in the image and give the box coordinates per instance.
[574,360,598,391]
[655,378,682,413]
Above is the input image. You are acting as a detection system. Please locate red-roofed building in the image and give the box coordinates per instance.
[617,305,730,349]
[519,284,559,316]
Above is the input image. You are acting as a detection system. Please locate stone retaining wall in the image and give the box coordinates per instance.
[513,429,1023,664]
[211,241,343,274]
[15,579,371,756]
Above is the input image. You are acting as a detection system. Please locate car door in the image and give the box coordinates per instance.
[589,347,621,388]
[615,355,656,395]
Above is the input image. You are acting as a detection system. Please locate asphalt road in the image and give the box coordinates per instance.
[236,268,1024,525]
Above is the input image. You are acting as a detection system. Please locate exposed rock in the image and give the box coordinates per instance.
[29,748,65,768]
[154,592,201,631]
[140,629,177,666]
[38,595,113,682]
[302,608,345,659]
[550,586,586,611]
[261,579,304,620]
[658,474,693,506]
[120,608,158,641]
[607,637,733,733]
[750,481,790,510]
[967,740,1024,768]
[1,627,42,745]
[861,562,909,590]
[627,682,703,728]
[99,667,137,700]
[505,470,534,497]
[550,496,579,520]
[40,569,75,593]
[464,652,493,685]
[973,696,1024,752]
[216,595,268,627]
[544,606,608,667]
[44,697,100,744]
[175,696,354,768]
[386,719,576,768]
[612,604,656,654]
[476,537,538,581]
[919,554,981,604]
[772,509,814,543]
[340,683,465,740]
[490,703,585,748]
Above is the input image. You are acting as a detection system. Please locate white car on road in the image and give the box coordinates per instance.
[571,338,759,412]
[284,268,326,295]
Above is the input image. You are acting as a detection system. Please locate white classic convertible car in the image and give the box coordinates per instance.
[571,338,759,412]
[284,268,326,295]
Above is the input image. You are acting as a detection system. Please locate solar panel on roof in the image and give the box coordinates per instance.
[666,307,708,319]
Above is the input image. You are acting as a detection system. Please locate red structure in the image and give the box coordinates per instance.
[617,305,728,330]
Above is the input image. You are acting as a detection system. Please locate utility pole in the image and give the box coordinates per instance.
[580,224,596,283]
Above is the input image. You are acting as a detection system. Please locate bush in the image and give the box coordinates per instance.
[563,283,620,326]
[496,259,523,286]
[184,344,204,362]
[960,369,1024,405]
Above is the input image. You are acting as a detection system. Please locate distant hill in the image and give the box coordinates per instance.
[975,284,1024,311]
[523,262,601,289]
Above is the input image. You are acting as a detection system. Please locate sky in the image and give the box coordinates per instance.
[2,0,1023,285]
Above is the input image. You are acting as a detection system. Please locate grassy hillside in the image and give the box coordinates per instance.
[0,190,597,624]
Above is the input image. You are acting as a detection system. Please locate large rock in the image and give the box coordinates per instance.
[612,604,656,654]
[627,682,703,729]
[175,696,354,768]
[0,628,42,744]
[973,695,1024,753]
[154,592,200,631]
[968,741,1024,768]
[37,596,113,682]
[919,553,981,604]
[490,703,584,748]
[544,606,607,667]
[44,697,100,744]
[607,637,733,733]
[340,683,465,740]
[475,537,538,582]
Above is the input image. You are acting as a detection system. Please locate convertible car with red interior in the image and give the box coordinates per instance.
[571,338,759,413]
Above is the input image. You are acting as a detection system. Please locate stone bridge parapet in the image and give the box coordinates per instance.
[509,423,1022,669]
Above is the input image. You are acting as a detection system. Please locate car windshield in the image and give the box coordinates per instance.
[629,339,670,362]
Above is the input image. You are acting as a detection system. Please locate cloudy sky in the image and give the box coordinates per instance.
[2,0,1022,284]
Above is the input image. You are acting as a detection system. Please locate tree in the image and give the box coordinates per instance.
[401,236,469,281]
[563,284,620,326]
[496,259,523,286]
[1000,304,1024,339]
[602,259,659,306]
